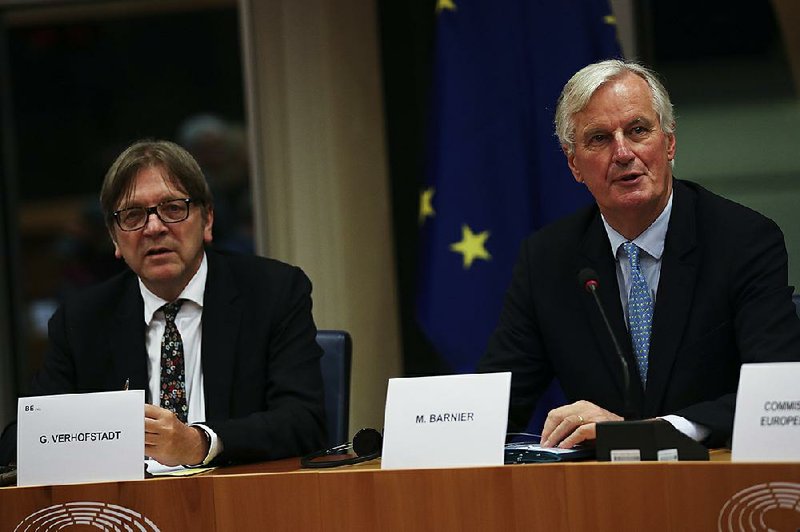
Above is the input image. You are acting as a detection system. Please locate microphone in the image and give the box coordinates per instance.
[577,268,633,419]
[577,269,710,461]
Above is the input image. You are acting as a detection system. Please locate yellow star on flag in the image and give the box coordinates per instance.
[436,0,457,14]
[419,187,436,224]
[450,224,491,269]
[604,14,616,25]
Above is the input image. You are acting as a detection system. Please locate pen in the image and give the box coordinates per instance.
[124,378,129,391]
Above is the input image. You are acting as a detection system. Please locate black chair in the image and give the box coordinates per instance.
[316,330,352,447]
[794,294,800,318]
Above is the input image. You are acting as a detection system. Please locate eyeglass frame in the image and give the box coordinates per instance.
[112,198,194,231]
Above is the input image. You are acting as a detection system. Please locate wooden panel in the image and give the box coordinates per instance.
[318,468,380,531]
[509,464,570,530]
[0,484,53,529]
[318,464,571,532]
[0,477,216,531]
[212,471,321,531]
[667,462,800,532]
[563,462,800,532]
[2,459,800,531]
[49,477,215,532]
[565,462,672,531]
[371,467,515,531]
[117,477,216,532]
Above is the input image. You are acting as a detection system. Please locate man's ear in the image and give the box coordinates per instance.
[564,145,583,183]
[203,206,214,244]
[108,229,122,259]
[666,132,676,161]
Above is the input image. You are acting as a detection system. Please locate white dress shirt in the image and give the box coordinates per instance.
[139,253,222,464]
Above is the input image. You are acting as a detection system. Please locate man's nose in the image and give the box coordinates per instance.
[611,134,635,164]
[141,211,168,234]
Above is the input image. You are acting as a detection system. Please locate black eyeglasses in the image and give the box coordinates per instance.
[113,198,193,231]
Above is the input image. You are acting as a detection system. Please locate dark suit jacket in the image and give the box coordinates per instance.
[0,250,326,465]
[478,179,800,447]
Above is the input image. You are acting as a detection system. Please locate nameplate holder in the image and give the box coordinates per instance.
[732,362,800,461]
[381,372,510,470]
[17,390,144,486]
[596,419,709,461]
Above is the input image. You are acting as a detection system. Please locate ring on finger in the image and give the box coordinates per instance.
[575,415,584,425]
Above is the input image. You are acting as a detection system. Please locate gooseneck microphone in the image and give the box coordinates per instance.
[577,268,634,419]
[577,269,710,461]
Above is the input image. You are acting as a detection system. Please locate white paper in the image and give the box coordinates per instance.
[145,459,187,475]
[381,372,510,470]
[732,362,800,461]
[17,390,145,486]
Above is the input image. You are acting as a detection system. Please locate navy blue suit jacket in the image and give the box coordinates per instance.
[0,250,326,465]
[478,179,800,446]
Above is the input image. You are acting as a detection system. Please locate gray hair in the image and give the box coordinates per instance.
[555,59,675,155]
[100,139,213,231]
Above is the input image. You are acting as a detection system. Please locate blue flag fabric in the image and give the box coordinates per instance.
[416,0,621,381]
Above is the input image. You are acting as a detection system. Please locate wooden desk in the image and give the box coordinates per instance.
[2,456,799,531]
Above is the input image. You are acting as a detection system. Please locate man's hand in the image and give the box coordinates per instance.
[540,400,623,449]
[144,404,209,466]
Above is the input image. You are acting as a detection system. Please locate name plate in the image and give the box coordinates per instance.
[732,362,800,461]
[381,372,510,470]
[17,390,145,486]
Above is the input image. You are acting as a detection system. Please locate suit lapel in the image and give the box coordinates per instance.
[109,275,149,396]
[578,210,640,410]
[643,180,699,416]
[201,252,242,420]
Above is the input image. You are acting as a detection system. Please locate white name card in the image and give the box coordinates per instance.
[732,362,800,461]
[17,390,145,486]
[381,372,510,470]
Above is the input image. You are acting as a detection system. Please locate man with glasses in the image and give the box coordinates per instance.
[0,140,326,467]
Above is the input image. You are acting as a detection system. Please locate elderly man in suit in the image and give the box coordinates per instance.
[478,59,800,449]
[0,140,326,466]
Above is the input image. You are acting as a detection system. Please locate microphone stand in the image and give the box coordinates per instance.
[579,269,708,461]
[582,275,635,420]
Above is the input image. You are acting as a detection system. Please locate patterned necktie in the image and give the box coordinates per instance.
[622,242,653,387]
[160,300,188,422]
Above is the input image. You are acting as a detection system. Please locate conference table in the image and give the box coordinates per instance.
[2,451,799,531]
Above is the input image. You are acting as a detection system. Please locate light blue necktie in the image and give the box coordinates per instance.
[623,242,653,387]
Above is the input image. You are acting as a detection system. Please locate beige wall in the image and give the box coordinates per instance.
[609,0,637,59]
[239,0,402,436]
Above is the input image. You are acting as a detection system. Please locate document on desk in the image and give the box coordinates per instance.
[17,390,145,486]
[145,459,214,477]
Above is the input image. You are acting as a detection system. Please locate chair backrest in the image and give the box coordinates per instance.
[316,330,352,447]
[794,294,800,318]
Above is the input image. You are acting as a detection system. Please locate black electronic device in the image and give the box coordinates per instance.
[300,428,382,469]
[596,419,709,461]
[504,433,594,463]
[0,464,16,487]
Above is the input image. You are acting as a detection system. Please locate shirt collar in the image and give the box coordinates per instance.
[140,252,208,324]
[601,191,673,261]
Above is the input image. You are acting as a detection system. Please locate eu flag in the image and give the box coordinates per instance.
[416,0,622,379]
